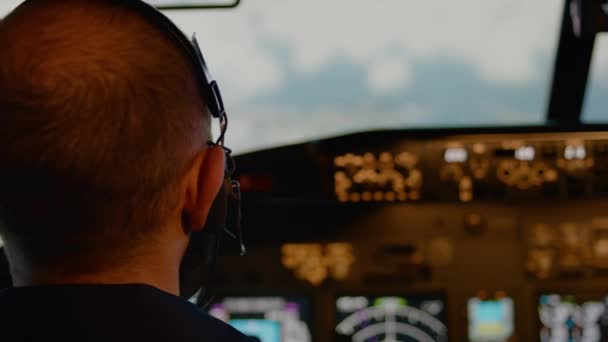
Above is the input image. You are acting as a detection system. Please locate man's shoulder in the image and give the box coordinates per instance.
[0,284,252,342]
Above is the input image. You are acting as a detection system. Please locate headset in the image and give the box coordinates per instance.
[115,0,246,303]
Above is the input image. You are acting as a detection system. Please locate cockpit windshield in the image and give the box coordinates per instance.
[162,0,564,153]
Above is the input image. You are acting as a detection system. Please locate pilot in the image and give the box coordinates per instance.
[0,0,250,341]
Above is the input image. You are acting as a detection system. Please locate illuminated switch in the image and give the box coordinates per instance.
[333,151,422,203]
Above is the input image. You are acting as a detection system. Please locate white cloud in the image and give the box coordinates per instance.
[227,103,431,153]
[225,105,534,154]
[367,56,412,94]
[162,0,564,104]
[226,102,544,154]
[254,0,563,85]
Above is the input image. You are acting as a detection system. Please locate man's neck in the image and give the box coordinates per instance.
[20,265,179,295]
[6,240,185,296]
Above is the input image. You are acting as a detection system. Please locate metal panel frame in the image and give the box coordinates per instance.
[153,0,240,10]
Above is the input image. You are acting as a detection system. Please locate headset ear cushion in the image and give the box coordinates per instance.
[178,181,229,300]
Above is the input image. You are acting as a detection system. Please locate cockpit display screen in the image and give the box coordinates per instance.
[539,294,608,342]
[335,295,448,342]
[208,296,312,342]
[468,296,514,342]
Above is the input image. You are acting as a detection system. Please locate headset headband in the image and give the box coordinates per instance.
[121,0,228,142]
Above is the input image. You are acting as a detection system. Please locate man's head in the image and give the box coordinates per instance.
[0,0,226,284]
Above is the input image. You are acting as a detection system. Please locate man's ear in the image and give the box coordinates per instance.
[182,146,226,233]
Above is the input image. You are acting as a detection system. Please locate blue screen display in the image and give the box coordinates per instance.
[230,319,281,342]
[468,297,514,342]
[475,301,507,323]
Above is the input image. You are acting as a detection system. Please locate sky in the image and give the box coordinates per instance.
[1,0,607,154]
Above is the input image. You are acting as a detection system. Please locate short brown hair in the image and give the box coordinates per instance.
[0,0,209,269]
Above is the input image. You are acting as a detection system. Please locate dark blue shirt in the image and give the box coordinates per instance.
[0,284,251,341]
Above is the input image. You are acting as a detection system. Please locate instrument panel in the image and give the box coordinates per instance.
[207,127,608,341]
[333,133,604,204]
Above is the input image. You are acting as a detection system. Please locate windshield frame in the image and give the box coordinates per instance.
[546,0,605,126]
[149,0,240,10]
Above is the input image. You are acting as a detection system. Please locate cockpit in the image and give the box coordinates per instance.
[1,0,608,341]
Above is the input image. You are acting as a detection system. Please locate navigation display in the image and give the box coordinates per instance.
[468,295,514,342]
[208,297,312,342]
[335,295,448,342]
[539,294,608,342]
